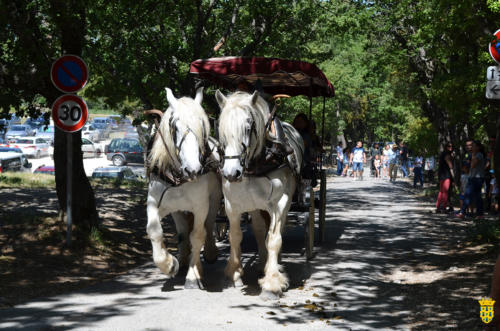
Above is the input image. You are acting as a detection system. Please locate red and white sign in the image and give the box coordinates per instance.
[51,95,88,132]
[489,29,500,65]
[51,55,88,93]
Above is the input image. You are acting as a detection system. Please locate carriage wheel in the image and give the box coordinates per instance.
[318,169,327,243]
[305,185,315,260]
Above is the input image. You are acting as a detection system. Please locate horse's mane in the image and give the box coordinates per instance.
[218,91,269,162]
[148,97,209,174]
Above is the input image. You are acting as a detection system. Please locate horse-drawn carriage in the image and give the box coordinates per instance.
[144,56,333,298]
[189,56,333,259]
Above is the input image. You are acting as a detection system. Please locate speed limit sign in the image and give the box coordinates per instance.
[51,94,88,132]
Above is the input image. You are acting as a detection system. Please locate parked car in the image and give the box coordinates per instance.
[0,146,32,172]
[92,117,118,130]
[10,137,50,158]
[81,138,104,158]
[25,116,47,131]
[6,125,35,140]
[81,124,100,142]
[91,166,138,180]
[0,150,32,173]
[90,117,112,138]
[34,165,55,175]
[108,115,131,129]
[6,114,22,125]
[105,138,144,166]
[36,125,55,145]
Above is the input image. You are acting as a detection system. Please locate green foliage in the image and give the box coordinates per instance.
[487,0,500,12]
[0,0,496,154]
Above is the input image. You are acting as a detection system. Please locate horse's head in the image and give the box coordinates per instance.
[216,90,268,182]
[149,87,209,180]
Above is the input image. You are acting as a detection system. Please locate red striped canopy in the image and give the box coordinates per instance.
[189,57,334,98]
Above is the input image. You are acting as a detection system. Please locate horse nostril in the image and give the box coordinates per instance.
[235,170,242,178]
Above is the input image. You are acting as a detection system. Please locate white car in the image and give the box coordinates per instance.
[36,125,55,145]
[10,137,50,158]
[82,125,100,142]
[81,138,104,158]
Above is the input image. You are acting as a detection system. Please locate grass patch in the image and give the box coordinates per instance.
[0,172,55,188]
[467,218,500,248]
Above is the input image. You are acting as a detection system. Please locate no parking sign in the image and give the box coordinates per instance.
[51,55,88,93]
[489,29,500,65]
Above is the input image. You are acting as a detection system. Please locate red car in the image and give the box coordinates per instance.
[34,165,55,175]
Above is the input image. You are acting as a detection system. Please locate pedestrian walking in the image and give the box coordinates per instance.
[456,141,486,219]
[336,142,344,176]
[374,154,381,178]
[490,170,499,215]
[425,155,435,184]
[342,147,350,177]
[349,141,366,181]
[459,163,471,215]
[370,143,381,177]
[399,142,409,178]
[436,142,454,213]
[388,144,399,182]
[383,144,391,179]
[413,155,424,188]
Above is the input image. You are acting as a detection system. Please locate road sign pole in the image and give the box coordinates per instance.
[66,132,72,246]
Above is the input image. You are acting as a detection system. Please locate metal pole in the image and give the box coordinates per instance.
[308,78,313,119]
[66,132,72,246]
[320,97,326,171]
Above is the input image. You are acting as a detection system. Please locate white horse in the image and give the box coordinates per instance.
[146,87,222,289]
[215,90,304,299]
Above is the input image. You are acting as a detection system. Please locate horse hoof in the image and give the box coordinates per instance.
[224,278,244,288]
[260,290,281,301]
[184,278,204,290]
[234,278,244,288]
[169,257,179,278]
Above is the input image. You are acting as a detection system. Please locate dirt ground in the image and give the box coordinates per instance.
[0,183,176,308]
[0,177,498,330]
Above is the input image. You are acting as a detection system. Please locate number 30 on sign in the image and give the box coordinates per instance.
[51,94,88,132]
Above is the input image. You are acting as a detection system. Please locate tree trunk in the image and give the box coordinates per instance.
[54,128,98,236]
[49,0,98,241]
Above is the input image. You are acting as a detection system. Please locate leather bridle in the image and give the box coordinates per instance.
[220,111,258,170]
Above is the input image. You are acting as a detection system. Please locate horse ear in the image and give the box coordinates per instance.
[194,87,204,104]
[215,90,226,108]
[250,91,259,105]
[165,88,178,109]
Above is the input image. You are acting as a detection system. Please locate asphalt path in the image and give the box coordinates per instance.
[0,172,488,330]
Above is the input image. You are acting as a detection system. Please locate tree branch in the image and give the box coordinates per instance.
[209,0,240,56]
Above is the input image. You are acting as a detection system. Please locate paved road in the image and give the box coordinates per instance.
[0,174,490,330]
